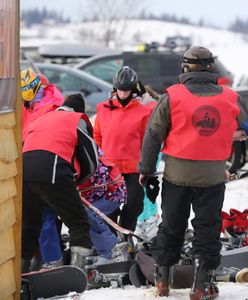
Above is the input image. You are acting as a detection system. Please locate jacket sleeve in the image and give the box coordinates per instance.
[237,96,248,133]
[93,113,102,147]
[76,119,99,184]
[138,94,171,175]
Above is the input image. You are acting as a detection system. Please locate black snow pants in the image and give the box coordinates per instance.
[22,181,92,260]
[119,173,144,231]
[152,179,225,270]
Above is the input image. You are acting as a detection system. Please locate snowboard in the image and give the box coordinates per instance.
[129,263,147,287]
[129,250,248,289]
[21,265,87,299]
[129,251,194,289]
[220,246,248,269]
[88,260,136,288]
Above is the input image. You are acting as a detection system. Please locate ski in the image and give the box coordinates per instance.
[81,197,143,241]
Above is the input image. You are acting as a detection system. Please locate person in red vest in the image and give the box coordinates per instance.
[138,46,248,300]
[93,66,154,233]
[21,68,65,270]
[21,94,98,273]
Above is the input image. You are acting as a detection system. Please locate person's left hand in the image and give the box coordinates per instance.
[233,129,247,141]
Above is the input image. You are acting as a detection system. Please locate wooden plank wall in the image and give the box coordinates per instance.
[0,0,22,300]
[0,112,22,300]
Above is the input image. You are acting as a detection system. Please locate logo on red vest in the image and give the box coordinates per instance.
[192,105,221,136]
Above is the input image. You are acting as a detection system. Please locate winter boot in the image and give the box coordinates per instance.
[155,265,172,297]
[42,257,63,269]
[21,259,31,274]
[190,256,219,300]
[216,266,248,283]
[70,246,92,271]
[87,269,110,289]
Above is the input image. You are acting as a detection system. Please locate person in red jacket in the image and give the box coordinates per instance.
[21,68,64,141]
[21,94,98,273]
[93,66,154,232]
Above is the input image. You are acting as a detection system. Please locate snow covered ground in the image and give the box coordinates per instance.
[81,282,248,300]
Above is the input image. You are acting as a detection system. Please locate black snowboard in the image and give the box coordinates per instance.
[21,265,87,299]
[129,251,194,288]
[130,249,248,289]
[129,263,147,287]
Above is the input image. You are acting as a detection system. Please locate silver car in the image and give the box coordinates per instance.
[35,63,112,116]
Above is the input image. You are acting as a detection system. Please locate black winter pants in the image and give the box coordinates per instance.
[22,181,92,259]
[152,180,225,269]
[119,173,144,231]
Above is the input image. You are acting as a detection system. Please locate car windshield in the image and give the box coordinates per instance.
[83,58,123,82]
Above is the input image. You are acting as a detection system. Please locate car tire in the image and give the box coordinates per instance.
[227,141,246,174]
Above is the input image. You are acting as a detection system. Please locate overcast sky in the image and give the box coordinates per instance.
[21,0,248,28]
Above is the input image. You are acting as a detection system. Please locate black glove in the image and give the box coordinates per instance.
[133,81,146,96]
[144,176,160,204]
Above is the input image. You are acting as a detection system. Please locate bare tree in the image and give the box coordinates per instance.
[80,0,150,47]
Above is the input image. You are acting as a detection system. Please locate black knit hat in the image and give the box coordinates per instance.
[63,93,85,113]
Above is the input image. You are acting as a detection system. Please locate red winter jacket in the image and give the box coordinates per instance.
[93,98,153,173]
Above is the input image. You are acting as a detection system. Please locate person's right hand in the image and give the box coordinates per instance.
[139,174,148,186]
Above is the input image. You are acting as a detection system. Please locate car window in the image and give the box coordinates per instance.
[127,57,161,78]
[82,58,123,82]
[39,68,99,94]
[126,55,181,78]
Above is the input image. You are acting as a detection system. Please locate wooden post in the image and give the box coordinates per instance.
[0,0,22,299]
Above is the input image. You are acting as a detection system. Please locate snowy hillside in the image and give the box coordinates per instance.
[21,20,248,83]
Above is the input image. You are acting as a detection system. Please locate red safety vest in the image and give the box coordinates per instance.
[162,84,239,160]
[23,110,86,164]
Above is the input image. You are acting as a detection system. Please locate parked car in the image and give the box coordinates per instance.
[34,63,112,116]
[38,42,118,65]
[73,50,234,94]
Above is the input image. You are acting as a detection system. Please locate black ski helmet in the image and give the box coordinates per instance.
[113,66,138,91]
[181,46,214,73]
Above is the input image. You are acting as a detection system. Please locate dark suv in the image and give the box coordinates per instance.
[73,50,234,94]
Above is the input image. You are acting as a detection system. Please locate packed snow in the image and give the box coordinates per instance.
[21,19,248,299]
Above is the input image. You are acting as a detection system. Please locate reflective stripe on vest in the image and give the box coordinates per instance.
[162,84,239,160]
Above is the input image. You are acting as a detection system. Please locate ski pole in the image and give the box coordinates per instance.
[81,197,143,242]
